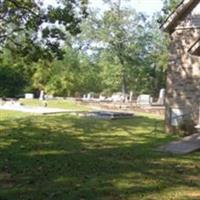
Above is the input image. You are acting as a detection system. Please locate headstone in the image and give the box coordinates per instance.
[46,95,53,100]
[137,94,151,106]
[111,93,124,102]
[25,93,34,99]
[157,88,165,105]
[171,108,183,126]
[99,95,106,101]
[87,93,91,100]
[129,91,133,102]
[83,94,86,100]
[39,90,44,101]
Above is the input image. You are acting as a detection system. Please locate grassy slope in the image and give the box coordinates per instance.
[0,108,199,200]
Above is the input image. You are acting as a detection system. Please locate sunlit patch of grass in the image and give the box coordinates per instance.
[19,99,89,111]
[0,106,199,200]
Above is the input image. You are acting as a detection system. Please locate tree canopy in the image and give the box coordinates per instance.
[0,0,172,98]
[0,0,88,59]
[158,0,182,23]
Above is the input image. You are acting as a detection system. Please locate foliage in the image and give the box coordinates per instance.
[0,1,170,98]
[0,65,27,97]
[0,0,88,60]
[32,60,52,92]
[30,47,102,96]
[162,0,182,14]
[96,3,148,94]
[143,16,169,96]
[158,0,182,24]
[77,55,102,94]
[178,119,196,136]
[0,49,29,97]
[79,3,168,96]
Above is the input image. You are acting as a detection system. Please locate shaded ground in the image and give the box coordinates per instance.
[0,110,200,200]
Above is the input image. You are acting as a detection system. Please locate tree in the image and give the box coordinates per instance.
[44,48,102,96]
[80,0,153,95]
[158,0,182,23]
[0,48,29,97]
[0,0,170,98]
[45,47,81,96]
[162,0,182,14]
[0,0,88,60]
[142,16,168,96]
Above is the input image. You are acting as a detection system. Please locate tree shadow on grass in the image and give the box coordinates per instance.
[0,114,199,200]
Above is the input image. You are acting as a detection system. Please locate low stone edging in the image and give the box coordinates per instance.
[77,101,165,116]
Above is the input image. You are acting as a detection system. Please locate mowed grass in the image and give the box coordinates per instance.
[0,107,200,199]
[19,99,89,111]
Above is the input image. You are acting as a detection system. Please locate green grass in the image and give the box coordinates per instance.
[19,99,89,111]
[0,107,200,200]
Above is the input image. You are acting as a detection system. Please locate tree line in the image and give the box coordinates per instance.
[0,0,181,98]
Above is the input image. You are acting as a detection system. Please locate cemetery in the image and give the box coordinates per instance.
[0,0,200,200]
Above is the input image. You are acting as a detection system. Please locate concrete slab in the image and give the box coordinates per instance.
[85,111,134,119]
[158,133,200,155]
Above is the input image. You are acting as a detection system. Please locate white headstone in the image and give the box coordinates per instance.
[137,94,151,106]
[111,93,123,102]
[87,93,91,100]
[129,91,133,102]
[157,88,165,105]
[99,95,106,101]
[83,94,87,100]
[46,95,53,100]
[171,108,183,126]
[25,93,34,99]
[39,90,44,101]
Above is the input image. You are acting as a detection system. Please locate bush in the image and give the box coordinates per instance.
[178,119,196,136]
[0,66,27,97]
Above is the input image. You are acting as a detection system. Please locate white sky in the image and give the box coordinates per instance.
[89,0,163,15]
[43,0,163,15]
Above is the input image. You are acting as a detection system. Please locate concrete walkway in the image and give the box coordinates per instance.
[159,133,200,154]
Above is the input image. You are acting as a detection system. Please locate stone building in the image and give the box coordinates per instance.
[161,0,200,132]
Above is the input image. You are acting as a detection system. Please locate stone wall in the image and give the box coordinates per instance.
[166,28,200,132]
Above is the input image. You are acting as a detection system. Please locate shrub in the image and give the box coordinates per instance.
[178,119,196,136]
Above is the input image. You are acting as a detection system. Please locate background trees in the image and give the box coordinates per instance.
[0,0,179,98]
[0,49,28,97]
[78,0,168,96]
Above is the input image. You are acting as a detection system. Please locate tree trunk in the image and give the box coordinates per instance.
[119,57,127,95]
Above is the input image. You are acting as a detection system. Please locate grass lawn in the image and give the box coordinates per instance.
[19,99,89,111]
[0,105,200,199]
